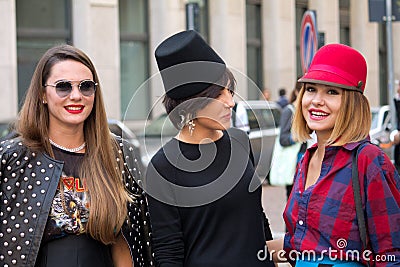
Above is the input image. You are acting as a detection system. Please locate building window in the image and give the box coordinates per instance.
[119,0,149,120]
[186,0,209,40]
[379,24,388,105]
[339,0,350,45]
[246,0,262,100]
[16,0,71,107]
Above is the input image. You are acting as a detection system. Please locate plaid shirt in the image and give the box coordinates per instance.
[283,139,400,266]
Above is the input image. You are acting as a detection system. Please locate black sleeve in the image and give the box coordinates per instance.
[230,129,276,240]
[145,152,185,267]
[147,197,184,267]
[126,189,155,266]
[263,212,274,241]
[120,138,155,266]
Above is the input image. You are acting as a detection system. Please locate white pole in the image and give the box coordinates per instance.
[386,0,396,135]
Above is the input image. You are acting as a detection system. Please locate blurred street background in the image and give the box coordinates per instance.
[262,184,286,239]
[3,0,400,129]
[2,0,398,168]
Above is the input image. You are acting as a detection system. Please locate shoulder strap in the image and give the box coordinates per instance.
[351,147,369,261]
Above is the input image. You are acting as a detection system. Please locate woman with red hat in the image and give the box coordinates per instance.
[267,44,400,267]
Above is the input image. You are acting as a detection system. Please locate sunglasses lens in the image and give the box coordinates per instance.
[55,81,72,97]
[79,81,96,96]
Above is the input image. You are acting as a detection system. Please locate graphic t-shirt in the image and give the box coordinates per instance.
[41,146,89,243]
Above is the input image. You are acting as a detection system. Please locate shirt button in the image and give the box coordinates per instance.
[298,220,304,226]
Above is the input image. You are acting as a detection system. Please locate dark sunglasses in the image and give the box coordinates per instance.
[44,80,97,98]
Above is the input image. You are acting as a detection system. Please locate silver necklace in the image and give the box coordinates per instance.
[49,139,86,153]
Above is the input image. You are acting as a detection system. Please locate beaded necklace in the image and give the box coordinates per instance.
[49,139,86,153]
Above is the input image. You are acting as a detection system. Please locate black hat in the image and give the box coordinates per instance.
[155,30,226,99]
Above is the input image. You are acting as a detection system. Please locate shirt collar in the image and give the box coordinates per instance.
[306,136,370,152]
[342,137,370,151]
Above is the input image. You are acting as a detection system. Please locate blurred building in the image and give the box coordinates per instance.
[2,0,400,129]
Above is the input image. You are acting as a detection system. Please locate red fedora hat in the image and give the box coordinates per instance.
[298,43,367,93]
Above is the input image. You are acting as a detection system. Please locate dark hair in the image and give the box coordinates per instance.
[163,68,236,128]
[289,81,303,103]
[279,88,286,96]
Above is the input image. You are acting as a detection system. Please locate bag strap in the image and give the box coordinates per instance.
[351,147,369,265]
[287,104,295,114]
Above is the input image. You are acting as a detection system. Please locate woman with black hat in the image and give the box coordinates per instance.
[145,30,274,266]
[267,44,400,267]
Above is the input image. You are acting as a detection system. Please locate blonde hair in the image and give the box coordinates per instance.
[292,84,371,146]
[17,44,131,244]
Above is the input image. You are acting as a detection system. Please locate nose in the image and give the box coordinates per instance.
[69,85,83,100]
[221,89,235,108]
[311,91,324,106]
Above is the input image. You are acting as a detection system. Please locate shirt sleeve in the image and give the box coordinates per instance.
[262,212,273,241]
[359,145,400,267]
[121,139,154,265]
[147,196,184,267]
[146,156,185,267]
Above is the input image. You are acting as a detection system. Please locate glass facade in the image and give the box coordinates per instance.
[379,23,388,105]
[339,0,350,45]
[246,0,263,100]
[187,0,209,40]
[16,0,71,107]
[5,0,387,121]
[119,0,149,120]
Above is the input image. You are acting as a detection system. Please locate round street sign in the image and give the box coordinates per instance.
[300,10,318,74]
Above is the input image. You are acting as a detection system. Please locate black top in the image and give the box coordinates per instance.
[146,128,274,267]
[42,146,87,243]
[35,146,113,267]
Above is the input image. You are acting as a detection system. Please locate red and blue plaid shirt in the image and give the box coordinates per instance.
[283,139,400,266]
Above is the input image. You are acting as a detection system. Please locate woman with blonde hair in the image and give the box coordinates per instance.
[268,44,400,267]
[0,44,153,266]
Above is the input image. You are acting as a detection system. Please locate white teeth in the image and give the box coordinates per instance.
[311,111,327,116]
[66,106,82,111]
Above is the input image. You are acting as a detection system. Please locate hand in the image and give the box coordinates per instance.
[266,238,287,263]
[390,130,400,145]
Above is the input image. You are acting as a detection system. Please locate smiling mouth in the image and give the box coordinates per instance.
[310,111,328,117]
[65,106,83,111]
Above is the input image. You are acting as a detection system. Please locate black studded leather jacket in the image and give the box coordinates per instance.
[0,137,154,267]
